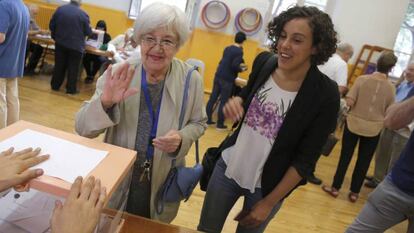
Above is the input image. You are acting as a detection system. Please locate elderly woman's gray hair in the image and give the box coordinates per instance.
[133,2,190,48]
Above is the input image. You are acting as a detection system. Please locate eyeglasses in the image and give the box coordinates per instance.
[141,36,177,50]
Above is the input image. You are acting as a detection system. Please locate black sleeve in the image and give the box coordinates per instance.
[230,50,244,73]
[292,86,340,178]
[238,51,272,101]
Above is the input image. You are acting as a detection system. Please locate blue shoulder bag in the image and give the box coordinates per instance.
[155,66,203,214]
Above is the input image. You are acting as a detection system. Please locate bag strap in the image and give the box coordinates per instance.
[177,66,200,164]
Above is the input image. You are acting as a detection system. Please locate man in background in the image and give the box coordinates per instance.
[206,31,247,130]
[25,4,48,76]
[318,42,354,96]
[49,0,92,95]
[364,62,414,188]
[308,42,354,185]
[0,0,30,129]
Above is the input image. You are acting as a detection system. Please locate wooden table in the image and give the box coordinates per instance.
[121,213,200,233]
[28,35,113,58]
[235,77,247,87]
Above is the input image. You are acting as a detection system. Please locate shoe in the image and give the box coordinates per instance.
[84,77,94,84]
[365,176,374,181]
[348,192,359,203]
[322,185,339,198]
[364,180,379,189]
[66,90,80,96]
[24,69,36,76]
[206,120,216,125]
[216,125,228,131]
[307,174,323,185]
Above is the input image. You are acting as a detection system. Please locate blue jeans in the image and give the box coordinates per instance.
[198,158,282,233]
[206,78,234,127]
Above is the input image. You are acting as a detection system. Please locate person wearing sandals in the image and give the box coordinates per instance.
[198,6,339,233]
[322,51,397,203]
[346,92,414,233]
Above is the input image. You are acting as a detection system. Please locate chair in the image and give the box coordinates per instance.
[185,58,205,78]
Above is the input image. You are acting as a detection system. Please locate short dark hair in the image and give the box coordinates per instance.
[267,5,338,65]
[235,31,247,44]
[377,51,397,73]
[96,20,107,32]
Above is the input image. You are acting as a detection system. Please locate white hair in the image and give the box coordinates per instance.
[133,2,190,48]
[337,42,354,55]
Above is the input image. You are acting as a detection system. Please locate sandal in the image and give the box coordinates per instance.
[348,192,359,203]
[322,185,339,198]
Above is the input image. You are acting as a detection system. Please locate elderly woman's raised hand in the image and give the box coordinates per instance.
[100,62,139,110]
[223,96,244,123]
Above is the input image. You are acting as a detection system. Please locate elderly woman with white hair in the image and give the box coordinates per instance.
[75,3,207,222]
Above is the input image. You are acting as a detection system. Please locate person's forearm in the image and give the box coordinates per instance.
[384,96,414,130]
[262,166,302,206]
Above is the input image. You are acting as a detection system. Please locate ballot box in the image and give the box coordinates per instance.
[0,121,136,233]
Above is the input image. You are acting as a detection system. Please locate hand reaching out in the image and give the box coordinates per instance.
[100,62,139,110]
[0,147,49,192]
[223,96,244,123]
[51,176,106,233]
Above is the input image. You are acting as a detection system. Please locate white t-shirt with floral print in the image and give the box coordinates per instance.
[222,76,298,193]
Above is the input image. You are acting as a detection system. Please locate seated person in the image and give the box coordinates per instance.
[83,20,111,84]
[24,4,49,76]
[107,28,140,63]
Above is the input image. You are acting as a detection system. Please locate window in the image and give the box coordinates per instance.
[129,0,188,19]
[391,0,414,77]
[303,0,327,10]
[272,0,297,16]
[272,0,328,16]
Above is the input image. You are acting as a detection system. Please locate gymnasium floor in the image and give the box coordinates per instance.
[18,73,406,233]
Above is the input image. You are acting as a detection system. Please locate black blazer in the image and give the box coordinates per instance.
[222,51,340,198]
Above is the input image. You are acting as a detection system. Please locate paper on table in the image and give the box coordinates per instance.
[0,129,108,183]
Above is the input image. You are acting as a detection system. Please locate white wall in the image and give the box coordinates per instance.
[48,0,411,56]
[195,0,272,41]
[329,0,409,63]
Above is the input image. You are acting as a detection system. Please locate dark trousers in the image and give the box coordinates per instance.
[206,78,233,127]
[332,123,380,193]
[25,42,44,72]
[82,53,107,78]
[51,44,82,93]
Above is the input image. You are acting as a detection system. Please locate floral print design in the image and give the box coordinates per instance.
[244,84,292,144]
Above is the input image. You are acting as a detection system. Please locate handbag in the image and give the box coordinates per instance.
[321,133,338,156]
[155,66,203,214]
[200,145,223,191]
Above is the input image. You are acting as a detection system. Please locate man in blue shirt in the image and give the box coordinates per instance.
[365,62,414,188]
[206,32,247,130]
[49,0,92,95]
[0,0,30,129]
[346,91,414,233]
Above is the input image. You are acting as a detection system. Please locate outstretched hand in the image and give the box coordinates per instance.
[51,176,106,233]
[0,147,49,192]
[100,62,139,110]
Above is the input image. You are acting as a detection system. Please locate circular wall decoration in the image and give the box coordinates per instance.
[201,1,231,30]
[235,8,263,36]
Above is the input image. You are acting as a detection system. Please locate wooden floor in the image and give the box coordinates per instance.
[18,73,407,233]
